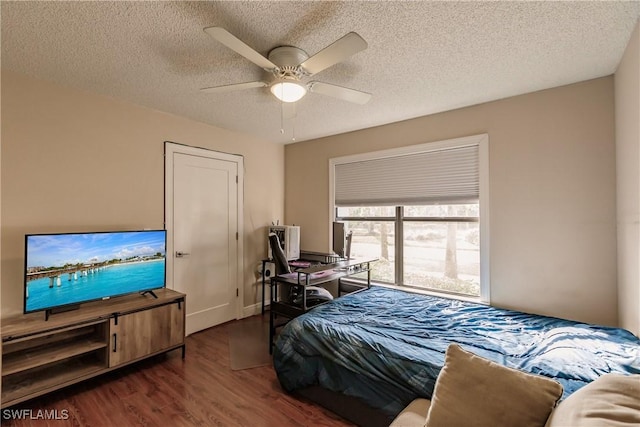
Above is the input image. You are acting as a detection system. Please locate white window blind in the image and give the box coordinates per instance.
[334,144,479,206]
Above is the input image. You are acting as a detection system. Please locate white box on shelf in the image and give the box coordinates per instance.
[268,225,300,261]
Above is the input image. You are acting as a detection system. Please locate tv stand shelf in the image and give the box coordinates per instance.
[3,336,107,376]
[1,288,186,408]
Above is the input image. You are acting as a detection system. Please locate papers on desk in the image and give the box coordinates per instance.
[289,260,312,268]
[309,271,330,279]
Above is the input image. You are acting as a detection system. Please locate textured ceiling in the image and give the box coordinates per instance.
[2,1,639,144]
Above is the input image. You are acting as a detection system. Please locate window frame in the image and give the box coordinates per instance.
[329,134,490,303]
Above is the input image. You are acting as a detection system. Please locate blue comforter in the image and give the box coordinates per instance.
[273,286,640,416]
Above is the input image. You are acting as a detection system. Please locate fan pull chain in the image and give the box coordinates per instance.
[278,100,297,141]
[291,103,296,142]
[280,100,285,134]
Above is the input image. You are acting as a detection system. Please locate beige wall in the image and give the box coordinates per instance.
[286,77,617,326]
[1,70,284,318]
[615,20,640,337]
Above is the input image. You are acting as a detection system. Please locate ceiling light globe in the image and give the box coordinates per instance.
[271,81,307,103]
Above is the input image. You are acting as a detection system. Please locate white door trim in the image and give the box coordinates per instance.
[164,142,245,321]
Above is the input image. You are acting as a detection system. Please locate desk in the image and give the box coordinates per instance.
[260,251,342,314]
[268,258,376,352]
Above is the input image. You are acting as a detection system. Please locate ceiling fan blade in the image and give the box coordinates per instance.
[200,81,267,94]
[308,81,372,105]
[204,26,277,70]
[300,32,367,76]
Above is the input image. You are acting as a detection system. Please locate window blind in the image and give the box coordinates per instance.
[334,144,479,206]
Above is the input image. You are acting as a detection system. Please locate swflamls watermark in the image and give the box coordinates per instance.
[2,409,70,420]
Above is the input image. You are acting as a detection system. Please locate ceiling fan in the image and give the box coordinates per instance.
[201,27,372,105]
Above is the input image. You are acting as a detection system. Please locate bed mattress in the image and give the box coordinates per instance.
[273,286,640,417]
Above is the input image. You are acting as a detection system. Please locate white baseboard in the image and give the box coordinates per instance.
[242,301,269,318]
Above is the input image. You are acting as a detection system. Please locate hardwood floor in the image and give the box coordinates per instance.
[2,315,354,427]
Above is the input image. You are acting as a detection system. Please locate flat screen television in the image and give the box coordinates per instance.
[24,230,166,315]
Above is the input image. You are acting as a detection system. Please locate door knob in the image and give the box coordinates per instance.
[175,251,190,258]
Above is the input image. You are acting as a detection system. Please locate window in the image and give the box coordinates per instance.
[330,134,489,301]
[337,204,480,297]
[336,206,396,283]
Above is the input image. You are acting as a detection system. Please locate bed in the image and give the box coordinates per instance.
[272,286,640,425]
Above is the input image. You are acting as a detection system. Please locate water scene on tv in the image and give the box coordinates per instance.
[25,231,166,313]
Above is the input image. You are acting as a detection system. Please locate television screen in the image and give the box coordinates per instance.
[24,230,166,314]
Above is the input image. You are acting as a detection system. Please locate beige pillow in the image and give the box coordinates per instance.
[424,344,563,427]
[545,373,640,427]
[389,398,431,427]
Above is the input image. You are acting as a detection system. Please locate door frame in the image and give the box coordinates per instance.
[164,141,245,321]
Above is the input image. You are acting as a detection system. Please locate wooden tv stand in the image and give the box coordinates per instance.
[1,288,186,408]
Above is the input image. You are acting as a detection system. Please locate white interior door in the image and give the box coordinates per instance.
[165,143,244,335]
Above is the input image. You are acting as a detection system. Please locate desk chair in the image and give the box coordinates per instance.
[268,233,291,275]
[268,232,332,307]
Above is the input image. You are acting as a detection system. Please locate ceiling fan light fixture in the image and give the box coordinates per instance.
[270,81,307,103]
